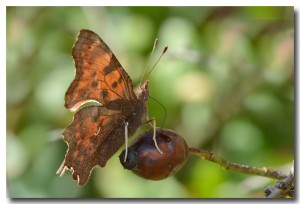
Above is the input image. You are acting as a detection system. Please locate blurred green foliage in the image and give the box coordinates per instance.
[7,6,294,198]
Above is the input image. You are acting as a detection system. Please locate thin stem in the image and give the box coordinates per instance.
[189,147,288,180]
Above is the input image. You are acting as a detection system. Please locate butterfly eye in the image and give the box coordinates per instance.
[119,128,189,180]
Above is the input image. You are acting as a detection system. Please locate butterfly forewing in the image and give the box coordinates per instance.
[65,29,136,111]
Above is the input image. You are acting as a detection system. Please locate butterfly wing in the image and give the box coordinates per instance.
[65,29,136,111]
[57,105,129,186]
[59,29,146,186]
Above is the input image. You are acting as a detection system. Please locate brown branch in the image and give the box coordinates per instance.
[264,172,294,198]
[189,147,288,180]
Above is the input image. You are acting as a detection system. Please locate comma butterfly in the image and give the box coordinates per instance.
[57,29,164,186]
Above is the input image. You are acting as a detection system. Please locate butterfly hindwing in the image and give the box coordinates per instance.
[61,105,127,186]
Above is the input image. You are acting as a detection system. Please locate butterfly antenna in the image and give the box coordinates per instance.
[149,95,167,128]
[145,45,168,79]
[139,38,158,87]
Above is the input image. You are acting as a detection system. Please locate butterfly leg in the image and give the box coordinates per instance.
[124,122,129,162]
[146,115,153,127]
[144,118,163,154]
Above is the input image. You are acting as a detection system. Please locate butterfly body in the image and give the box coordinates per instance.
[57,29,150,186]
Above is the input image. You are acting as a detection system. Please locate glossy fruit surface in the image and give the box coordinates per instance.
[119,128,189,180]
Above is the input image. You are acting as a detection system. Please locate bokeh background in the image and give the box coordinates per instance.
[6,6,294,198]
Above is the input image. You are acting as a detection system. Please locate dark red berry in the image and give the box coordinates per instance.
[119,128,189,180]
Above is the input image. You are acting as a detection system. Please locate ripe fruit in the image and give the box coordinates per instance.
[119,128,189,180]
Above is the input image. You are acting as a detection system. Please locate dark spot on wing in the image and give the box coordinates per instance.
[100,90,108,98]
[91,81,98,88]
[103,66,115,75]
[111,81,117,89]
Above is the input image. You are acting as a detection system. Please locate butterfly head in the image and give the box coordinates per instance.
[136,80,149,101]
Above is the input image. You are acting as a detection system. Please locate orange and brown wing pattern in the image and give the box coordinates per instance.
[65,29,136,111]
[57,105,125,186]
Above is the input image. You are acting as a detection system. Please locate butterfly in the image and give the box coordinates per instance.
[56,29,164,186]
